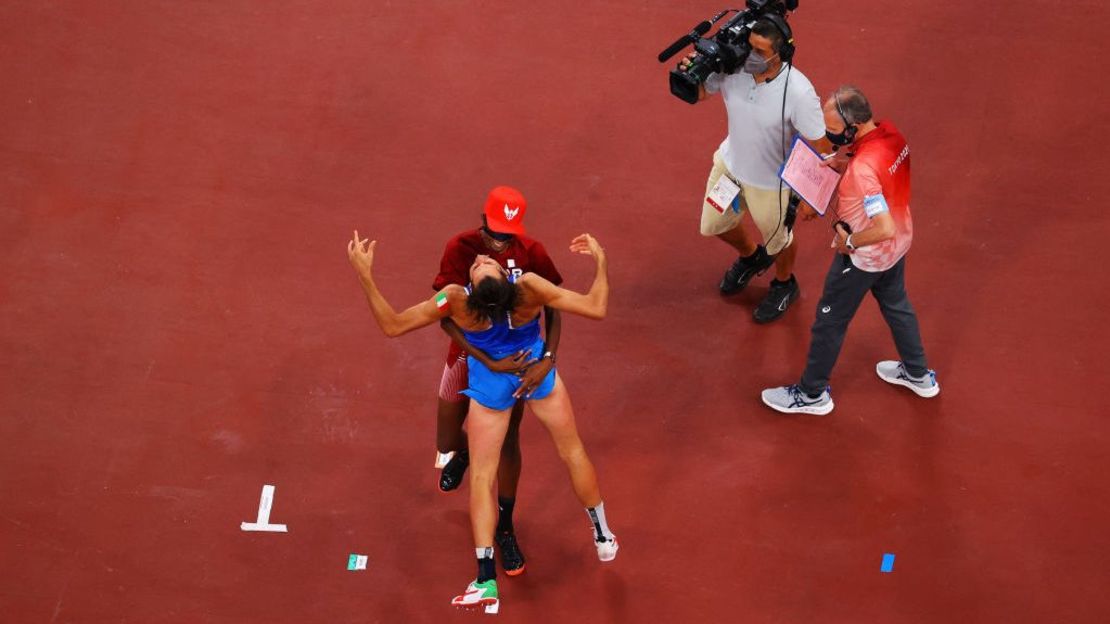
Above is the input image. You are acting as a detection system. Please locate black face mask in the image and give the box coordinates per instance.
[826,126,856,146]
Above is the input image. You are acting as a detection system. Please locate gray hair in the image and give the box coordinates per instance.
[833,85,873,124]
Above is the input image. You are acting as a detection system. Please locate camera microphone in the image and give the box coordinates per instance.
[657,20,712,62]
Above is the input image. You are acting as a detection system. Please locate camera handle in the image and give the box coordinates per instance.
[656,10,734,62]
[657,21,712,62]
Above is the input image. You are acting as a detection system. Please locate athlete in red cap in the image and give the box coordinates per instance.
[430,186,564,576]
[347,230,618,610]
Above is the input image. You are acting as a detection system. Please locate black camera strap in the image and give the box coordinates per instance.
[765,63,794,249]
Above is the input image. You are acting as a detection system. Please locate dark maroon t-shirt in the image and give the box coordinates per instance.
[433,230,563,362]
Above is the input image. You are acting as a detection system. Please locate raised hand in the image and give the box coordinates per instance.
[347,230,376,275]
[569,233,604,260]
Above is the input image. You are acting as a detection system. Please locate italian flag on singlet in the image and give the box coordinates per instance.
[435,293,448,309]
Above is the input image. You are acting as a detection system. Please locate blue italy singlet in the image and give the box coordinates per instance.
[458,283,557,410]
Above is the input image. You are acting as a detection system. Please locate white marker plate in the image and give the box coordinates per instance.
[240,484,288,532]
[241,522,288,532]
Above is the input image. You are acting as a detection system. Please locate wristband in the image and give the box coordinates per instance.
[542,351,556,364]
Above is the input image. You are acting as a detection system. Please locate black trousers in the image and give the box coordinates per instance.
[799,254,929,395]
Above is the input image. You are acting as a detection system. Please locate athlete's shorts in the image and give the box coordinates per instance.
[438,352,468,402]
[699,148,794,255]
[461,339,556,411]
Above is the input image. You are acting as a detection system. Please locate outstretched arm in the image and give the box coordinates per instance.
[347,230,452,337]
[521,234,608,320]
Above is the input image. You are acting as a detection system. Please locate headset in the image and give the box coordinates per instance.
[830,89,862,260]
[756,13,797,252]
[833,91,859,143]
[759,13,795,64]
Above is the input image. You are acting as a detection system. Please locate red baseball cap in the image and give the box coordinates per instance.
[483,186,527,236]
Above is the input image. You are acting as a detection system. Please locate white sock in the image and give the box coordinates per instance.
[475,546,493,559]
[585,502,615,542]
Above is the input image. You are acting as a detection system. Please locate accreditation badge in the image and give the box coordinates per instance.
[706,174,741,213]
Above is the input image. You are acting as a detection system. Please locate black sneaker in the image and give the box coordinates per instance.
[495,531,527,576]
[438,450,469,492]
[719,245,774,295]
[753,276,799,323]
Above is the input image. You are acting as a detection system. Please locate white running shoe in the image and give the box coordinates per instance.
[761,385,834,415]
[876,361,940,398]
[595,536,619,562]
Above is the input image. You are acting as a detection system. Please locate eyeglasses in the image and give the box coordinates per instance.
[482,227,514,243]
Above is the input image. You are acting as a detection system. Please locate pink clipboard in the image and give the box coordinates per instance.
[778,137,841,215]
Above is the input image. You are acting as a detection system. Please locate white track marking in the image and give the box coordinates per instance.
[240,484,288,532]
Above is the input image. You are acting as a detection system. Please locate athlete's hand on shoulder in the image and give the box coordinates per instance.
[514,357,554,399]
[487,350,536,375]
[347,230,376,275]
[570,234,604,260]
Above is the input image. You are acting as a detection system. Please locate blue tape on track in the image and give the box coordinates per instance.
[881,553,895,573]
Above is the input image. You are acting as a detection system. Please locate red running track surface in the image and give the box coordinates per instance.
[2,1,1109,622]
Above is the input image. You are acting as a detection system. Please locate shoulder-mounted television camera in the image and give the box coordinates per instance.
[658,0,798,104]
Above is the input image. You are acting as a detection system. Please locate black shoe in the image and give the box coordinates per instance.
[753,276,799,323]
[438,450,469,492]
[719,245,775,295]
[495,530,527,576]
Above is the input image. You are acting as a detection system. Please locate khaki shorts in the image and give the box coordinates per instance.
[699,149,794,255]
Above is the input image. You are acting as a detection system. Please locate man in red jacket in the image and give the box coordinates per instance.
[762,85,940,415]
[432,186,563,576]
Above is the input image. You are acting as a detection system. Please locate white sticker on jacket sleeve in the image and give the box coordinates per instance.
[863,194,889,218]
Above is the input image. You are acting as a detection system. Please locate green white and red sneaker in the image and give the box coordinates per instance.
[451,579,498,609]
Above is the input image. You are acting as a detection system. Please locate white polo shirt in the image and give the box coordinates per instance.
[705,64,825,190]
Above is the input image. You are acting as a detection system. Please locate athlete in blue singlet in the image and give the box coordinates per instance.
[348,231,619,609]
[459,280,557,410]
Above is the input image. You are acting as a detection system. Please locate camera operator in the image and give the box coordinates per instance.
[684,17,827,323]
